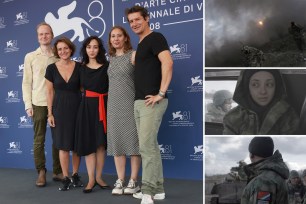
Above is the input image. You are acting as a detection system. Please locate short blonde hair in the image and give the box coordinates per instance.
[36,22,54,38]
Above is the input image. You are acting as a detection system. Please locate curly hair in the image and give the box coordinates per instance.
[80,36,107,65]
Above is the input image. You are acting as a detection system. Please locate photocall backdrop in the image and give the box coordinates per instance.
[0,0,203,180]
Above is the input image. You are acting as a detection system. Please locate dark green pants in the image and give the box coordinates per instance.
[32,105,61,174]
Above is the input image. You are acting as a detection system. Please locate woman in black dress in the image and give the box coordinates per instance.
[74,36,109,193]
[45,37,83,191]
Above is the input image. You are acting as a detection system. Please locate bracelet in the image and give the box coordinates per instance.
[159,90,165,95]
[47,114,53,118]
[158,91,165,98]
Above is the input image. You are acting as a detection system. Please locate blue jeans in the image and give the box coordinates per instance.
[134,99,168,196]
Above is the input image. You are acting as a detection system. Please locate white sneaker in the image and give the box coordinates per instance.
[133,191,165,200]
[141,194,154,204]
[112,179,124,195]
[124,179,140,194]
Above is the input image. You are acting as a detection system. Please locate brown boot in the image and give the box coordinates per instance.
[36,169,46,187]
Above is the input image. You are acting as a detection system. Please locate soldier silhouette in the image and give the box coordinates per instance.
[289,21,305,53]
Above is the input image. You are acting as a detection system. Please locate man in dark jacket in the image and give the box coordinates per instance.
[241,137,289,204]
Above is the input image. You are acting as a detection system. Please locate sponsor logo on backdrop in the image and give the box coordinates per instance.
[6,90,20,103]
[16,64,24,77]
[31,149,47,155]
[159,144,175,160]
[14,12,29,25]
[4,40,19,53]
[45,0,106,42]
[0,66,8,78]
[169,43,191,60]
[187,75,203,93]
[3,0,14,3]
[190,145,203,161]
[0,116,9,128]
[168,110,194,127]
[7,141,22,154]
[72,57,82,62]
[0,17,6,28]
[18,115,33,128]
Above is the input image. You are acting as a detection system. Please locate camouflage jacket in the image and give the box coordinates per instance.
[241,150,289,204]
[287,181,305,204]
[241,46,264,67]
[223,70,300,135]
[205,103,227,123]
[223,99,300,134]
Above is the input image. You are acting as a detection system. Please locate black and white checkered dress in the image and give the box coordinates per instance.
[107,50,140,156]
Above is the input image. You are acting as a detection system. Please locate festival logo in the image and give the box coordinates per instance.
[71,56,82,62]
[194,145,203,154]
[14,12,29,25]
[169,43,191,60]
[0,17,6,29]
[16,64,24,77]
[168,110,194,127]
[7,141,22,154]
[4,40,19,53]
[18,115,33,128]
[5,90,20,103]
[190,144,203,161]
[159,144,175,160]
[44,0,106,42]
[3,0,14,3]
[31,149,47,155]
[0,116,9,128]
[187,75,203,93]
[0,66,8,78]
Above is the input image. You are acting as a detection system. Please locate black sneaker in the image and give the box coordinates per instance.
[71,173,84,187]
[59,177,72,191]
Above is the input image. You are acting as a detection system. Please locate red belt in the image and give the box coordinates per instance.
[85,90,107,134]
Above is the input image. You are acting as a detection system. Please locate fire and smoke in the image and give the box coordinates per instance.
[205,0,306,67]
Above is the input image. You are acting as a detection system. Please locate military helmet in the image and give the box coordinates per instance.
[213,90,233,106]
[290,170,300,179]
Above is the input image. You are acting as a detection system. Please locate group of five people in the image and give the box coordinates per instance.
[22,6,173,204]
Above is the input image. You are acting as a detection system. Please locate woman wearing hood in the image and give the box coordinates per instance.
[223,69,300,135]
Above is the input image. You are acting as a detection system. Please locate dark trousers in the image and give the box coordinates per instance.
[32,105,61,174]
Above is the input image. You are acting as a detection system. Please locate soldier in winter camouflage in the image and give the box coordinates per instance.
[241,45,265,67]
[287,170,305,204]
[205,90,233,123]
[241,137,289,204]
[223,69,300,135]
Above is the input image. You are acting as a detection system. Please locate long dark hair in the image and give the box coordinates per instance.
[80,36,107,65]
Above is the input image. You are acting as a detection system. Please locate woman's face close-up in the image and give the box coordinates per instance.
[57,42,72,60]
[249,71,276,106]
[86,39,99,59]
[110,28,126,50]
